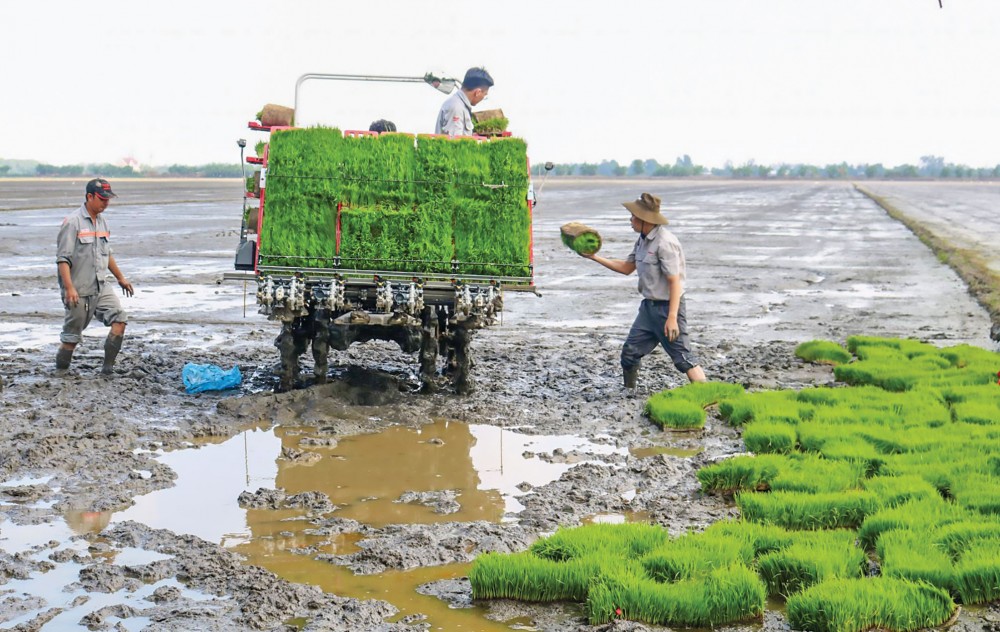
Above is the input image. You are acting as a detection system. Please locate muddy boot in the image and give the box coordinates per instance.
[101,334,123,375]
[623,367,639,389]
[56,347,74,371]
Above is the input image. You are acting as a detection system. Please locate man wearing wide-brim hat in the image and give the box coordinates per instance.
[580,192,706,388]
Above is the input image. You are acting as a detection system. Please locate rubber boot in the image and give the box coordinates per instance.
[102,334,123,375]
[56,347,74,371]
[623,367,639,389]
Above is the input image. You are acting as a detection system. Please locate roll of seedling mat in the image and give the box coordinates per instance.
[561,222,602,255]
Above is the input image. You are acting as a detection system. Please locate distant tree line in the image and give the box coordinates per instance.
[25,162,244,178]
[534,155,1000,180]
[533,155,705,177]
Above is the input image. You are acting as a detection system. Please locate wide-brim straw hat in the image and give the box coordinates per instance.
[622,192,668,225]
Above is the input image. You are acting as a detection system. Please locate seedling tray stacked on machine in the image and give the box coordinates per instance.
[257,127,532,285]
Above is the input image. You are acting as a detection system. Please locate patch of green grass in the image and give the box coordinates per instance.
[953,537,1000,604]
[587,564,765,627]
[469,551,611,602]
[857,497,974,550]
[640,533,753,582]
[758,529,865,597]
[529,522,669,562]
[737,490,879,530]
[796,340,852,365]
[786,576,955,632]
[470,336,1000,625]
[698,454,863,496]
[743,421,797,454]
[876,529,955,591]
[718,390,802,426]
[860,475,940,507]
[701,519,796,557]
[645,381,744,429]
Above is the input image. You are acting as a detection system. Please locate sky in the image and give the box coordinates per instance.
[3,0,999,169]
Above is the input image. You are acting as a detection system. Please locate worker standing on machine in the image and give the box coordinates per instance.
[434,67,493,136]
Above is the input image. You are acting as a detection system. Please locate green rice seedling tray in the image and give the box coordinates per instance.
[560,222,602,256]
[786,577,955,632]
[258,128,532,281]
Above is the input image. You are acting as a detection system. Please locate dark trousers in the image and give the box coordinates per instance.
[621,297,699,374]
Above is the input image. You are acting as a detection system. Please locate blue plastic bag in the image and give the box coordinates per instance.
[182,363,242,394]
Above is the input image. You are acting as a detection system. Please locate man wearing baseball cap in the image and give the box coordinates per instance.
[55,178,134,375]
[579,192,706,389]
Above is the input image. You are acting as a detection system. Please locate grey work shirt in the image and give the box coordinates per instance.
[56,204,112,297]
[435,90,474,136]
[626,225,686,301]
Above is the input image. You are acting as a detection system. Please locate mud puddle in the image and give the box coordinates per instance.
[104,419,625,628]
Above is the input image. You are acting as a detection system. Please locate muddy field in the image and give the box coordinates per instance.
[0,178,997,631]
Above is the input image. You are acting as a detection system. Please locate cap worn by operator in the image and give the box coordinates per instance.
[86,178,117,200]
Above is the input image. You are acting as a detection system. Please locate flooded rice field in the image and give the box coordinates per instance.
[0,178,997,631]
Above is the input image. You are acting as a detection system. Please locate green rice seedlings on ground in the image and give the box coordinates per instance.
[586,564,766,627]
[644,381,744,430]
[857,497,975,550]
[952,398,1000,425]
[529,522,669,562]
[701,519,797,557]
[933,520,1000,560]
[757,529,865,597]
[860,475,940,507]
[786,577,955,632]
[737,489,879,530]
[697,454,784,494]
[640,533,754,582]
[469,551,613,602]
[718,390,802,426]
[953,536,1000,604]
[698,453,863,495]
[876,529,955,592]
[795,340,853,365]
[768,455,867,494]
[742,421,798,454]
[470,337,1000,624]
[950,473,1000,515]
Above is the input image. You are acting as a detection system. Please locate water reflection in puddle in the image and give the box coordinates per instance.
[108,419,624,629]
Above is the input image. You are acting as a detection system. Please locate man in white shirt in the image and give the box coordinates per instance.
[435,67,494,136]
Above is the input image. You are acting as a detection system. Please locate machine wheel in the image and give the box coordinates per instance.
[451,326,474,394]
[419,307,439,392]
[311,311,331,384]
[275,318,310,391]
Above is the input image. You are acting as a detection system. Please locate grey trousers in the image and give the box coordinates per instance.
[60,283,127,344]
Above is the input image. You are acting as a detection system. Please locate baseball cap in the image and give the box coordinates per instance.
[86,178,117,200]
